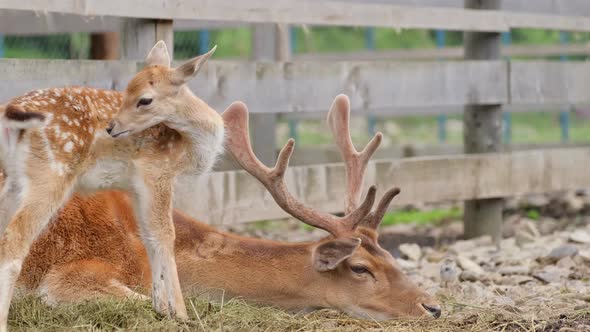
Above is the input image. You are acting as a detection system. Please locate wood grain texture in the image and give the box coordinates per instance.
[462,0,503,242]
[331,0,590,17]
[0,10,243,35]
[3,59,590,110]
[510,61,590,105]
[4,0,590,32]
[174,148,590,225]
[0,59,508,110]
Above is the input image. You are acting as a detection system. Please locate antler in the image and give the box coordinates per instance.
[327,94,400,230]
[222,101,377,236]
[327,95,382,215]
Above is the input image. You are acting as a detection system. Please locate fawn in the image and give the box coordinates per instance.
[0,41,223,330]
[17,95,441,320]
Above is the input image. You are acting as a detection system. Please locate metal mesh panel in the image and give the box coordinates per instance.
[1,34,89,59]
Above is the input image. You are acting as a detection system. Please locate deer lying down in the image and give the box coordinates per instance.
[17,95,441,320]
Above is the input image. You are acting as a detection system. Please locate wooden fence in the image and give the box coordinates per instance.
[1,0,590,241]
[2,59,589,113]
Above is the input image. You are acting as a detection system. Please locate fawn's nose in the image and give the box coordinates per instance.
[421,304,442,319]
[106,121,115,135]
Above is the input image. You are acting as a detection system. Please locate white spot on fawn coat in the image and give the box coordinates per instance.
[63,141,74,153]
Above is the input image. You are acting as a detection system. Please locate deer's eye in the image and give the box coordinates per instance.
[351,265,370,275]
[137,98,153,107]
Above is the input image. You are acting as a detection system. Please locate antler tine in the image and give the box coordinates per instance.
[327,94,383,215]
[364,187,401,230]
[222,101,376,236]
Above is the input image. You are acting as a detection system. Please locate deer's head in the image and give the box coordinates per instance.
[222,95,441,320]
[107,41,216,137]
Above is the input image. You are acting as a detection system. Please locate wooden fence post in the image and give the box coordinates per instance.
[463,0,503,245]
[121,19,173,61]
[250,23,291,165]
[90,32,120,60]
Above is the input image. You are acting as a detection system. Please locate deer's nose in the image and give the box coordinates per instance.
[106,121,115,135]
[422,304,442,319]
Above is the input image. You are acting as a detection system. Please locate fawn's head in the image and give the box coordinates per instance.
[108,41,216,137]
[222,95,441,320]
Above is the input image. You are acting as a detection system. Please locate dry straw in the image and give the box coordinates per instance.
[8,296,589,331]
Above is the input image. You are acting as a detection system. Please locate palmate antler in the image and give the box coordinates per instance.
[327,94,401,230]
[222,101,376,236]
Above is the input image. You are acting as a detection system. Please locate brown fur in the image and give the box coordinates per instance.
[0,42,222,330]
[18,191,438,320]
[4,105,46,123]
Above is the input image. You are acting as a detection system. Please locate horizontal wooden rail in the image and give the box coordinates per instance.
[2,1,590,35]
[2,59,590,112]
[3,0,590,32]
[331,0,590,18]
[215,143,590,171]
[175,148,590,225]
[0,10,244,35]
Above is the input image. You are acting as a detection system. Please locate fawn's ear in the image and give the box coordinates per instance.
[170,45,217,85]
[145,40,171,67]
[312,237,361,272]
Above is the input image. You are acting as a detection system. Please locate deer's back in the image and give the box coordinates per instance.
[18,191,150,290]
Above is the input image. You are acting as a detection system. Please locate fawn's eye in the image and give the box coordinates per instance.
[351,265,370,275]
[137,98,153,107]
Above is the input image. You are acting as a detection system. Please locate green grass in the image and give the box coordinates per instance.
[382,208,462,227]
[292,207,461,232]
[4,48,56,59]
[525,209,541,220]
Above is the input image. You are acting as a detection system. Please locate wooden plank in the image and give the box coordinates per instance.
[214,142,590,171]
[121,19,158,60]
[3,59,590,110]
[4,1,590,35]
[187,60,508,111]
[3,1,590,33]
[173,148,590,225]
[0,59,138,97]
[121,19,173,61]
[90,32,119,60]
[0,10,244,35]
[249,23,288,165]
[330,0,590,18]
[510,61,590,105]
[462,0,503,242]
[0,59,508,111]
[0,10,121,34]
[0,1,507,31]
[293,43,590,62]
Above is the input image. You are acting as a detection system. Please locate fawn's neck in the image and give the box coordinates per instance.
[165,87,223,137]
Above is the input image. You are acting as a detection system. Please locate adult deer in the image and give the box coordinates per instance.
[0,41,222,330]
[17,95,441,320]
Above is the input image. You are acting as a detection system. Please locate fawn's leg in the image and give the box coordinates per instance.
[131,170,187,320]
[0,176,24,235]
[0,177,73,332]
[39,259,150,306]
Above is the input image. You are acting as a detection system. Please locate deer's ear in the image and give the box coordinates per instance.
[145,40,171,67]
[312,237,361,272]
[170,45,216,85]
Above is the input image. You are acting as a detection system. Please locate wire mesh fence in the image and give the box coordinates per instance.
[2,28,590,60]
[0,30,251,60]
